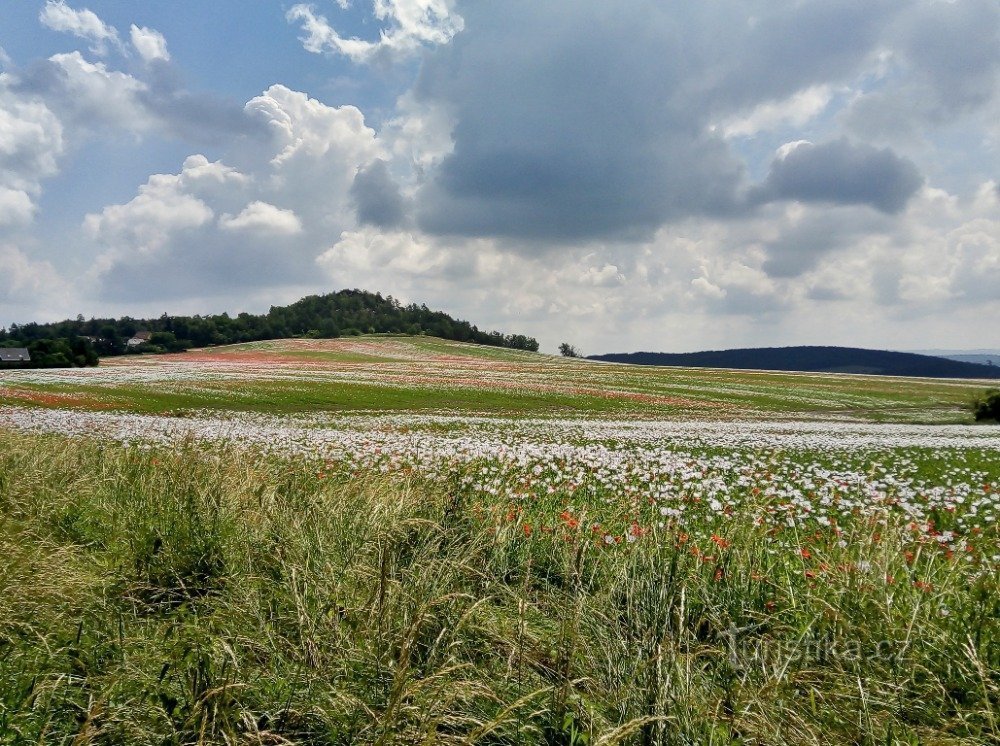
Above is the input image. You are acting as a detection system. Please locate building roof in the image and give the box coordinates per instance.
[0,348,31,362]
[132,331,153,341]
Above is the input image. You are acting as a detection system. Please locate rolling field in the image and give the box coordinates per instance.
[1,337,999,744]
[0,335,993,420]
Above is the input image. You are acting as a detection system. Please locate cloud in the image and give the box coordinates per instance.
[39,0,123,56]
[15,52,154,133]
[0,77,64,223]
[135,61,269,145]
[84,87,382,302]
[720,85,834,139]
[286,0,463,62]
[844,0,1000,139]
[750,138,923,214]
[0,189,35,228]
[220,202,303,235]
[350,159,408,227]
[85,161,217,258]
[759,204,891,278]
[410,1,915,243]
[11,50,266,147]
[130,25,170,63]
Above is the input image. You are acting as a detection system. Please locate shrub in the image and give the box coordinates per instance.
[973,389,1000,422]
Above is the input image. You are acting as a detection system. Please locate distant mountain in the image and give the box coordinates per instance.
[588,346,1000,380]
[936,354,1000,367]
[909,352,1000,367]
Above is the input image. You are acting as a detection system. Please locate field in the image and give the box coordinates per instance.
[1,337,998,744]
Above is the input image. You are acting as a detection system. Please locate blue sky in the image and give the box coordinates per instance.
[2,1,999,353]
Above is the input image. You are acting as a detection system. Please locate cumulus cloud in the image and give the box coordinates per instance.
[287,0,463,62]
[0,189,36,228]
[85,165,216,258]
[83,87,383,302]
[10,49,267,147]
[750,139,923,214]
[39,0,123,56]
[0,77,64,225]
[0,83,64,190]
[130,25,170,62]
[14,51,153,133]
[220,202,303,235]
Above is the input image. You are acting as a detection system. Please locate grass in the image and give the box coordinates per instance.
[2,431,997,744]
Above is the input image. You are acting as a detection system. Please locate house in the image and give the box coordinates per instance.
[127,331,153,347]
[0,348,31,363]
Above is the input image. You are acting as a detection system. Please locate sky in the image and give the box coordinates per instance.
[1,0,999,354]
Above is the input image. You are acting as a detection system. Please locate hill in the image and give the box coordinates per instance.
[0,289,538,357]
[588,345,1000,380]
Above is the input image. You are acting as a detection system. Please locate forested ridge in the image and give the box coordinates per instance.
[590,346,1000,380]
[0,289,538,364]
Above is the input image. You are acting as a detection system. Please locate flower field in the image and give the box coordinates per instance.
[1,337,999,743]
[0,336,990,419]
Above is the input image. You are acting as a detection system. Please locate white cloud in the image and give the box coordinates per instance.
[0,189,35,228]
[130,25,170,62]
[220,202,303,235]
[577,259,625,288]
[318,228,462,277]
[79,87,385,302]
[286,0,463,62]
[85,163,216,257]
[721,85,834,138]
[0,78,64,227]
[39,0,123,56]
[43,51,153,132]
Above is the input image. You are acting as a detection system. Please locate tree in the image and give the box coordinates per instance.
[559,342,581,358]
[973,389,1000,422]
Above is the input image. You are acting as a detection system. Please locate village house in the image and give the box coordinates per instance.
[126,331,153,347]
[0,348,31,363]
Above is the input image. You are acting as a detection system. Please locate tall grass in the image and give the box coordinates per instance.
[0,432,996,744]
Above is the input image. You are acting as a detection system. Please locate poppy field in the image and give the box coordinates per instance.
[1,337,998,744]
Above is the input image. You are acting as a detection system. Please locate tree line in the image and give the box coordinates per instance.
[0,289,539,363]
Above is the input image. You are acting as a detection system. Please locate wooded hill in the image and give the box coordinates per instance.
[589,346,1000,380]
[0,289,539,359]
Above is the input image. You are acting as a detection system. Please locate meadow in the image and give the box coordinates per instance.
[1,337,998,744]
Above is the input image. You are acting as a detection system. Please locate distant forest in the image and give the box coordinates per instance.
[589,346,1000,380]
[0,289,539,364]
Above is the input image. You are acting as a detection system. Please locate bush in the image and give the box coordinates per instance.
[973,389,1000,422]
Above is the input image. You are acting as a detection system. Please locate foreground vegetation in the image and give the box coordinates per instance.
[2,432,997,744]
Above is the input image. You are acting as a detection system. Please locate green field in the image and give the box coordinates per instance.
[1,337,998,744]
